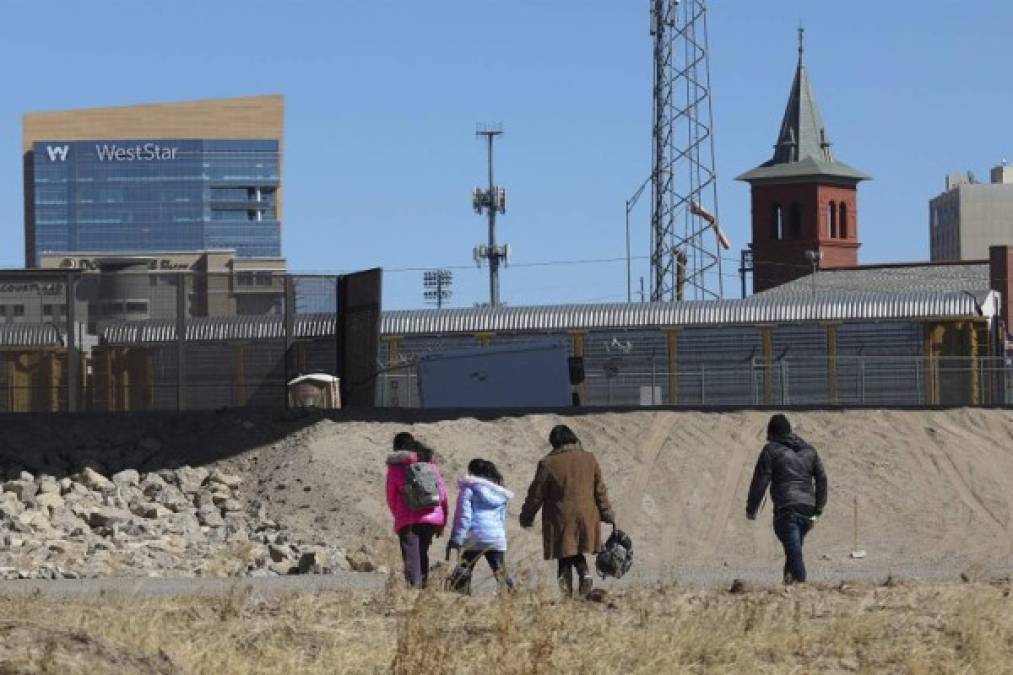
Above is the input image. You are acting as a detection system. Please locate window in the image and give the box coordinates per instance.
[255,272,274,286]
[237,272,254,287]
[125,301,148,314]
[0,305,6,316]
[839,203,848,239]
[12,305,25,317]
[828,201,837,238]
[770,203,783,240]
[790,203,802,239]
[43,304,67,318]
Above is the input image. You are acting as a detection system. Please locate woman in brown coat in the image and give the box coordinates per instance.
[520,424,614,596]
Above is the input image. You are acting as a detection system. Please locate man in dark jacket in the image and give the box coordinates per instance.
[746,414,827,584]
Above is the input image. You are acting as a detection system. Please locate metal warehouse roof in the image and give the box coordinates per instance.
[759,263,990,297]
[0,322,63,347]
[101,313,335,344]
[97,291,997,345]
[381,290,997,336]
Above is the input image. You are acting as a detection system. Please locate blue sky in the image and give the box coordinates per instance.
[1,1,1010,309]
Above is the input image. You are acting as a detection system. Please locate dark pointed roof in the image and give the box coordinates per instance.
[737,30,869,184]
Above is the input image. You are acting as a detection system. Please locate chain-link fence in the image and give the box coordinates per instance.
[376,356,1012,408]
[2,267,1008,412]
[0,269,380,413]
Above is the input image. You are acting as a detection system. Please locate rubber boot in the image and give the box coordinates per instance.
[578,575,594,598]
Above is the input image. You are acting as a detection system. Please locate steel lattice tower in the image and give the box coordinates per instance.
[650,0,724,301]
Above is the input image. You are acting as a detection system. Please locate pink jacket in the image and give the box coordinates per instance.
[385,451,449,533]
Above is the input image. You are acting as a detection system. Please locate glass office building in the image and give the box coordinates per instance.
[29,138,281,265]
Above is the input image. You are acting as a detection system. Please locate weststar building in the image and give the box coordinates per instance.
[22,95,284,268]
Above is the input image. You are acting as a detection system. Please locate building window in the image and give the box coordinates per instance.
[13,305,25,317]
[839,203,848,239]
[125,301,148,315]
[770,203,783,240]
[790,203,802,238]
[828,201,837,238]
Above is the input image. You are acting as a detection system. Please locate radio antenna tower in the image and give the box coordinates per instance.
[472,124,509,307]
[649,0,724,301]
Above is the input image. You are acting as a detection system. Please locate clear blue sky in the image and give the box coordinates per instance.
[1,1,1010,309]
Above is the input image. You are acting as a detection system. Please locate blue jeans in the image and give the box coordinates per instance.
[773,509,814,583]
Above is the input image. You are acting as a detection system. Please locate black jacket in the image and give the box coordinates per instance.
[746,433,827,517]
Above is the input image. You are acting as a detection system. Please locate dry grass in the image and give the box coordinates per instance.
[1,578,1012,674]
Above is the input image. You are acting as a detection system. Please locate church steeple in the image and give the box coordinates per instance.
[737,29,868,184]
[736,31,870,293]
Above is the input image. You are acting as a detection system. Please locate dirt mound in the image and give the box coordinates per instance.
[6,407,1013,585]
[0,621,182,674]
[243,408,1013,584]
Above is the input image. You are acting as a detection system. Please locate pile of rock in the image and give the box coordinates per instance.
[0,465,359,580]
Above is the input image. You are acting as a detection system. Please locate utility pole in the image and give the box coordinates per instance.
[473,124,509,306]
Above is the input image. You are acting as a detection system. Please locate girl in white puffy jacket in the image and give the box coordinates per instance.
[446,459,515,590]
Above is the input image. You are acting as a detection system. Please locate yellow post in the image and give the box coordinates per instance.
[923,323,946,405]
[48,350,63,412]
[475,332,495,347]
[385,335,402,366]
[5,356,13,411]
[120,349,131,412]
[663,328,680,405]
[968,322,979,406]
[825,323,839,405]
[759,325,774,405]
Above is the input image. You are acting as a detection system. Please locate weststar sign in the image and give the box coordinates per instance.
[94,143,178,161]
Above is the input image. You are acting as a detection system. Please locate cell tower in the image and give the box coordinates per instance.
[472,124,509,307]
[649,0,725,301]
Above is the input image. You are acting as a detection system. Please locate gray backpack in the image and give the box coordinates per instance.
[404,462,441,510]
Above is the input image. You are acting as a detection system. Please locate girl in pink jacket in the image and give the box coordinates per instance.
[386,432,448,588]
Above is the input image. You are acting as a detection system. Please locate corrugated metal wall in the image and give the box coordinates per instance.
[678,326,763,405]
[583,330,668,406]
[771,325,829,405]
[836,323,923,405]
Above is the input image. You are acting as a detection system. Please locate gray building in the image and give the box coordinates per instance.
[930,164,1013,261]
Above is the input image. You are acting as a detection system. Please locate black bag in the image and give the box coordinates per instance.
[596,525,634,579]
[443,550,473,594]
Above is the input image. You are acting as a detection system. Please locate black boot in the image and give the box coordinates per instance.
[558,568,573,597]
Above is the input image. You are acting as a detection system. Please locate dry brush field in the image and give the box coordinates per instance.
[1,578,1012,674]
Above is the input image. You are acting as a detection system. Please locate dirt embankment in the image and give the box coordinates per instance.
[4,407,1013,584]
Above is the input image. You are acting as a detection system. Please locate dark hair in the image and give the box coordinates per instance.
[413,440,435,463]
[549,424,579,449]
[767,414,791,439]
[392,432,415,451]
[468,458,503,485]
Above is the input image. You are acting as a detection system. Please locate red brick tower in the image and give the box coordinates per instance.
[737,30,870,292]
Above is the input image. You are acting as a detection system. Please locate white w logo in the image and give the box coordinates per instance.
[46,145,69,162]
